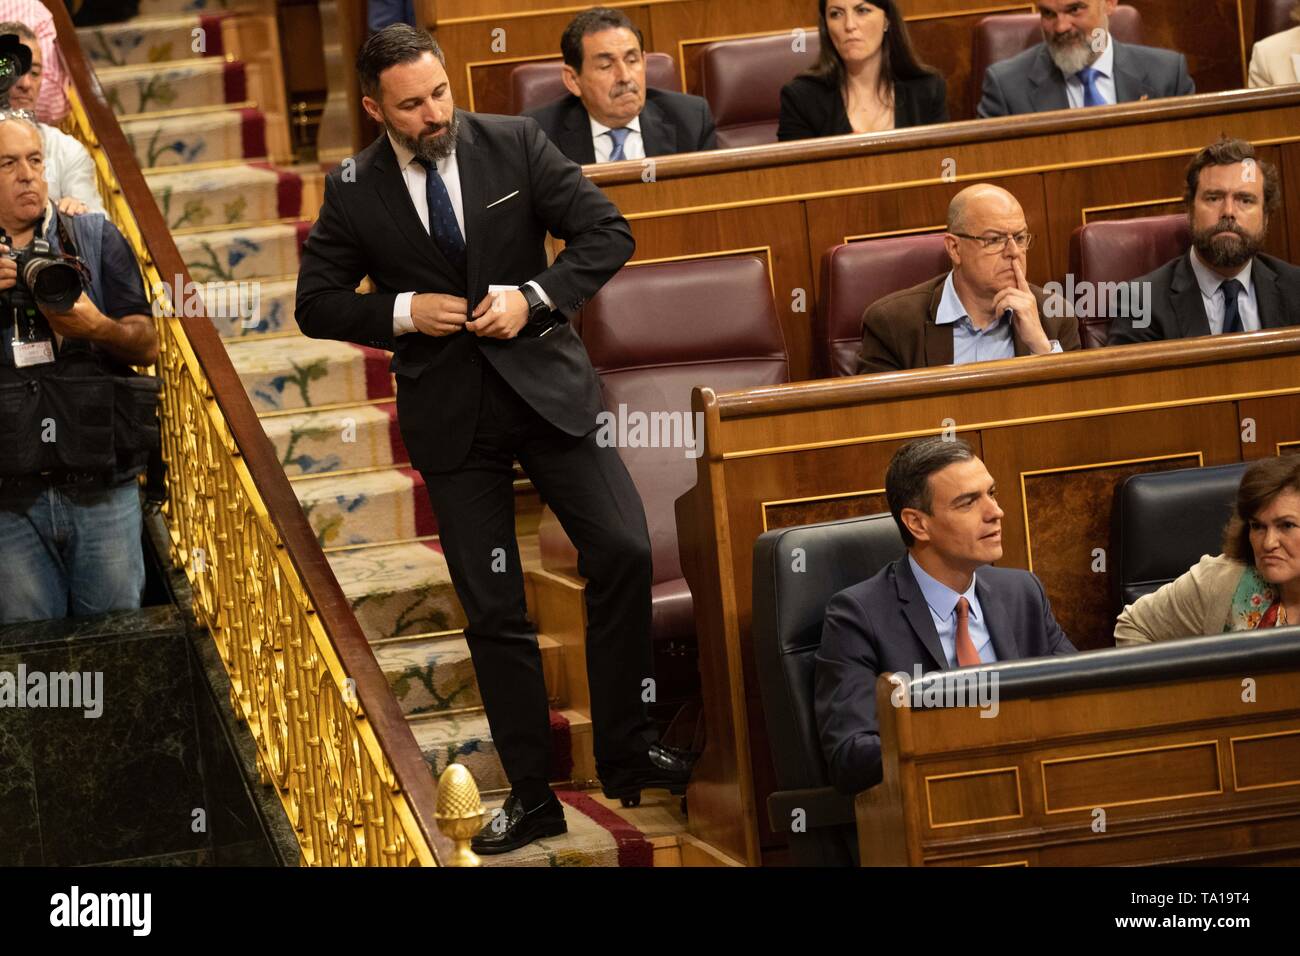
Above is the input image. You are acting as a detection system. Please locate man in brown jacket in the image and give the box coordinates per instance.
[858,184,1080,373]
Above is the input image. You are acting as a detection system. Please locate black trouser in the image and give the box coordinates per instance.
[420,360,657,794]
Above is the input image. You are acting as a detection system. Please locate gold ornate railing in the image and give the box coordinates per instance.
[49,0,470,865]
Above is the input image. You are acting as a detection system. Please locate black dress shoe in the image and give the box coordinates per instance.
[471,792,566,855]
[598,743,696,807]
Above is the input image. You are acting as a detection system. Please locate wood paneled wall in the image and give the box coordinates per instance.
[676,329,1300,865]
[586,86,1300,380]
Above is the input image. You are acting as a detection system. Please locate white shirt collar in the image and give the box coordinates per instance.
[1084,32,1116,78]
[588,112,641,141]
[1189,245,1254,299]
[387,130,457,177]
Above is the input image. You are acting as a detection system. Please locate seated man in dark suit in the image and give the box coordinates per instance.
[1108,138,1300,345]
[524,7,715,164]
[815,437,1077,794]
[977,0,1193,118]
[858,184,1080,373]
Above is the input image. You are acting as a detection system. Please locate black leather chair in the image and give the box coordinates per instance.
[752,512,906,866]
[1113,462,1249,607]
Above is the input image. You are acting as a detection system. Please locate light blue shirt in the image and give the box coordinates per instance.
[1065,33,1117,108]
[934,271,1061,365]
[1187,248,1260,334]
[908,555,999,667]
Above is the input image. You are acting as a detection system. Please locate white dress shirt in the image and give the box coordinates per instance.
[589,114,644,163]
[40,122,105,215]
[389,132,551,335]
[1188,247,1260,334]
[1064,33,1117,108]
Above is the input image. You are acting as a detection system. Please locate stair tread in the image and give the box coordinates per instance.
[226,333,391,412]
[377,635,562,717]
[260,403,400,476]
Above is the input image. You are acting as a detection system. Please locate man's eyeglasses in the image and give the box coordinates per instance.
[950,231,1035,252]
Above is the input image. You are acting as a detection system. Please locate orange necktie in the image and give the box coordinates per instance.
[955,597,981,667]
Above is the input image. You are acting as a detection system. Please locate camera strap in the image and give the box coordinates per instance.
[53,209,79,260]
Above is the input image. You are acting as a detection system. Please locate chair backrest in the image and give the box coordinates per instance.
[697,32,821,148]
[752,512,906,865]
[815,233,951,377]
[1068,213,1190,348]
[1114,462,1250,608]
[1255,0,1297,44]
[509,51,681,115]
[539,256,789,585]
[971,5,1144,115]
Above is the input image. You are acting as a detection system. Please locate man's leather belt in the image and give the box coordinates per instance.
[0,470,114,493]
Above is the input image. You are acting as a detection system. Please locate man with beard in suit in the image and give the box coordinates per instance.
[295,24,692,855]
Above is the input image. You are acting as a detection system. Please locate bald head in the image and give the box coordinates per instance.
[947,184,1024,234]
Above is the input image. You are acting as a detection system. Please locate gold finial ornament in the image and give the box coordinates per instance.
[436,764,485,867]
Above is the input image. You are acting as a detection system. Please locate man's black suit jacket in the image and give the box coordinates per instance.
[523,88,716,165]
[815,557,1076,794]
[294,110,634,473]
[1107,252,1300,345]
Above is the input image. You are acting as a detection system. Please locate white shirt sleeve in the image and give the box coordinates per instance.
[393,291,416,334]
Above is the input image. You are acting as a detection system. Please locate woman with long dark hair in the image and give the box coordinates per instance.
[778,0,947,140]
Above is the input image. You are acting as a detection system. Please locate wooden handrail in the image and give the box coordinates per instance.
[46,0,452,864]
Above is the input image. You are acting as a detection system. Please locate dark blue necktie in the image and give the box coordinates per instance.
[1220,278,1245,334]
[1077,67,1105,107]
[607,127,630,162]
[414,155,466,275]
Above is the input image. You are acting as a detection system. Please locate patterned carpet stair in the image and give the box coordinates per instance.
[79,0,675,865]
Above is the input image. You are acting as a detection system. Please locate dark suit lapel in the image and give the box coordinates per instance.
[638,98,676,157]
[1253,257,1285,329]
[1111,41,1149,103]
[455,112,488,299]
[925,280,955,366]
[559,97,597,165]
[1027,46,1070,112]
[1171,253,1212,338]
[894,558,949,671]
[370,134,443,273]
[975,574,1019,663]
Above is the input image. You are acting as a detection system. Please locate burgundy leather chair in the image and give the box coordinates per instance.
[538,256,789,704]
[1067,213,1190,348]
[1255,0,1297,44]
[971,5,1144,116]
[814,233,951,377]
[697,32,821,147]
[508,52,681,115]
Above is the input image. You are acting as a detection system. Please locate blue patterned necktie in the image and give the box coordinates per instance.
[1220,278,1244,334]
[1076,66,1106,107]
[607,126,631,162]
[413,155,466,275]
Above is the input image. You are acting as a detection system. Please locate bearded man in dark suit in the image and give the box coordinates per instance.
[295,24,692,855]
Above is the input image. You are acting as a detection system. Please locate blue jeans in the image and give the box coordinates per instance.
[0,479,146,623]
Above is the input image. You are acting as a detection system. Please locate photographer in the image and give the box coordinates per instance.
[0,21,103,214]
[0,113,158,623]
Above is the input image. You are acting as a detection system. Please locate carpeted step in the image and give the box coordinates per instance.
[147,162,302,230]
[226,333,392,412]
[98,58,253,116]
[260,402,403,476]
[291,466,435,549]
[326,540,465,640]
[211,276,298,337]
[121,107,267,169]
[411,708,588,796]
[479,789,686,867]
[78,14,228,68]
[174,221,308,283]
[375,634,563,717]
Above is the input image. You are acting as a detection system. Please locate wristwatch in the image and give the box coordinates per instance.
[519,284,551,324]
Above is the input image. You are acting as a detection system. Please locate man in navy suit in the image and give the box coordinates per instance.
[977,0,1194,118]
[815,437,1076,794]
[525,7,715,164]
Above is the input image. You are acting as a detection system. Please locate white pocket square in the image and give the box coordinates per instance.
[485,190,519,209]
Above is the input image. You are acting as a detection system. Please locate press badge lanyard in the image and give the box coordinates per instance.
[9,307,56,368]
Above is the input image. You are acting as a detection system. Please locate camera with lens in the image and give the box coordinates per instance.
[0,235,87,316]
[0,31,31,108]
